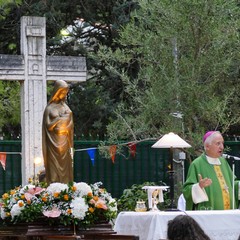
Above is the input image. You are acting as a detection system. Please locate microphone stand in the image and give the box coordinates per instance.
[232,158,235,209]
[226,156,239,209]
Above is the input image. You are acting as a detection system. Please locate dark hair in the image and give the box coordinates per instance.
[167,215,211,240]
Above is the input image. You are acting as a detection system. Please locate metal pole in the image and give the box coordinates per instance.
[232,160,235,209]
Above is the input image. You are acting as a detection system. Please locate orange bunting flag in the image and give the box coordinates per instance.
[128,142,137,158]
[109,145,117,163]
[0,152,6,170]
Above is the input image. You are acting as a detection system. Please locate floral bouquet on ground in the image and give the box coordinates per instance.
[0,182,117,228]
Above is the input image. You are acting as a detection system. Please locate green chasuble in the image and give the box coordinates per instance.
[183,153,239,210]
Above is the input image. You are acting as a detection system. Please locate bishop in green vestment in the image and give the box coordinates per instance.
[183,131,239,210]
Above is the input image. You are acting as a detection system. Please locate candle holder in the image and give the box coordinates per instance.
[135,200,147,212]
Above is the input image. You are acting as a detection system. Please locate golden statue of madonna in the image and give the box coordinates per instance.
[42,80,74,184]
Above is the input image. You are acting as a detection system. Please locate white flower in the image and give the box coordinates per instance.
[9,197,17,206]
[47,183,68,194]
[0,207,6,219]
[70,197,88,220]
[108,198,118,212]
[10,201,25,218]
[91,182,102,195]
[74,182,92,197]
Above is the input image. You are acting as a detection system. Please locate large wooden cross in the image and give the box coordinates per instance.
[0,16,86,184]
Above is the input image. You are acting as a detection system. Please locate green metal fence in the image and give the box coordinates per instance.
[0,140,240,198]
[73,141,169,198]
[0,141,21,194]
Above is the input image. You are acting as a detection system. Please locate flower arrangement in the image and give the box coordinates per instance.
[0,182,117,228]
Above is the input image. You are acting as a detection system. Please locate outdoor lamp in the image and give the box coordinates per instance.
[152,132,191,210]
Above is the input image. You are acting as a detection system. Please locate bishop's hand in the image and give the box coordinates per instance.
[198,174,212,188]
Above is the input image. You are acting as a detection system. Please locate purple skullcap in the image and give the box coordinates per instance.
[203,131,216,143]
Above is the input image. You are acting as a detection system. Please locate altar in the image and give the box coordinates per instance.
[113,210,240,240]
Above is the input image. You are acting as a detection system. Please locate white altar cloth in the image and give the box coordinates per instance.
[113,210,240,240]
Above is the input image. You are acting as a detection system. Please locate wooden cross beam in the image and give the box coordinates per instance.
[0,16,86,184]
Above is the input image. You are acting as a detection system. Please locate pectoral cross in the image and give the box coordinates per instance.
[224,184,229,193]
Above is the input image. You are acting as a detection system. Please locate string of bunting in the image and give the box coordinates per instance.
[74,138,157,166]
[0,138,157,169]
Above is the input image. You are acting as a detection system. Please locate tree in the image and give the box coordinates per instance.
[96,0,240,151]
[0,81,21,139]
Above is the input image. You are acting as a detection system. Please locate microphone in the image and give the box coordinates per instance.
[222,154,240,161]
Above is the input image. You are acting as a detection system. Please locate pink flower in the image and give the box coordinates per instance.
[95,199,108,210]
[43,207,61,218]
[24,187,44,201]
[89,199,95,205]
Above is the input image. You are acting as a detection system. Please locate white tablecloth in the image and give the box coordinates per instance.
[113,210,240,240]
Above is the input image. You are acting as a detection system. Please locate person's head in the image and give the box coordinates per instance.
[167,215,210,240]
[203,131,224,158]
[49,80,69,103]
